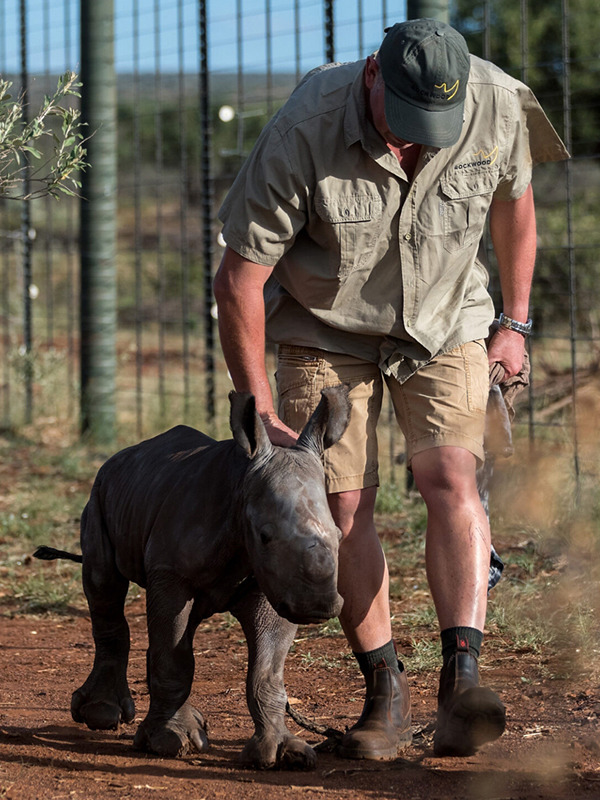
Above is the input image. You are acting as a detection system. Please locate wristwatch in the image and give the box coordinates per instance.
[498,313,533,337]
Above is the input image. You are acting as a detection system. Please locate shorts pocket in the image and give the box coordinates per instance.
[463,340,489,413]
[277,370,321,436]
[276,352,321,398]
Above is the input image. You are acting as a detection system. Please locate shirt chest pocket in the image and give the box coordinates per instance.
[440,170,498,253]
[315,194,382,277]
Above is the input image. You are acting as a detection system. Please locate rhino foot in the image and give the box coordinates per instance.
[241,733,316,771]
[71,680,135,730]
[133,703,209,758]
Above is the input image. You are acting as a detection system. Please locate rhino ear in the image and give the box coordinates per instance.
[296,385,351,457]
[229,391,274,459]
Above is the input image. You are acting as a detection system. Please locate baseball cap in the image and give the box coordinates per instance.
[378,18,471,148]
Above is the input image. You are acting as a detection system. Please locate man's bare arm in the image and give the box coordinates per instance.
[487,183,536,378]
[213,246,299,445]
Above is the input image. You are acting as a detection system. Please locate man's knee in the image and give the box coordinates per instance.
[411,446,479,506]
[328,486,378,538]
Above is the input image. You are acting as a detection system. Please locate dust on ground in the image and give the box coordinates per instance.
[0,597,599,800]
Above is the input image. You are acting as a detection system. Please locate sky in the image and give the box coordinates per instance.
[0,0,407,77]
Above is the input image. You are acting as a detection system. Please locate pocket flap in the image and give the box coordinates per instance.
[315,194,381,223]
[441,169,498,200]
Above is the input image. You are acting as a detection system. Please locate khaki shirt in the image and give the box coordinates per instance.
[218,56,568,382]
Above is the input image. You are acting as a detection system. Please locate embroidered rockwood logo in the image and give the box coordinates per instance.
[434,79,460,100]
[411,79,460,101]
[454,145,498,170]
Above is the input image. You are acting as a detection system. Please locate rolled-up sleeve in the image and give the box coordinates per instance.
[494,84,570,202]
[218,123,308,266]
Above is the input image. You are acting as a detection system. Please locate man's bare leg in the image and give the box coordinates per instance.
[411,446,490,630]
[411,445,506,757]
[329,487,412,760]
[328,487,391,652]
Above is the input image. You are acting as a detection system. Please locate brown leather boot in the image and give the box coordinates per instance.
[337,659,412,760]
[433,640,505,757]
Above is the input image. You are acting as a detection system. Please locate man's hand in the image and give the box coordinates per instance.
[258,411,299,447]
[487,326,526,380]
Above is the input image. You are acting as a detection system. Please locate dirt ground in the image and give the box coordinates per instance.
[0,427,599,799]
[1,597,599,800]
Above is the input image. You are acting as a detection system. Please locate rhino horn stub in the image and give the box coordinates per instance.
[229,391,274,459]
[296,385,351,457]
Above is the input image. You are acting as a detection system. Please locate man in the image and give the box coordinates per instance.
[213,18,568,759]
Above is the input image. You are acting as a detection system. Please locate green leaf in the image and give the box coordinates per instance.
[22,146,42,159]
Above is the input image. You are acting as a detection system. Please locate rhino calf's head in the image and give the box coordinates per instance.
[230,387,350,625]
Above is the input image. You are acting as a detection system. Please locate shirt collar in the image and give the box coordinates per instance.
[344,61,369,149]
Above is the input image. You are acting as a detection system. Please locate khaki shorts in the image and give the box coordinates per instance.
[276,342,489,493]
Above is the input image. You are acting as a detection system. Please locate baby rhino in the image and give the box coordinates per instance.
[35,386,350,770]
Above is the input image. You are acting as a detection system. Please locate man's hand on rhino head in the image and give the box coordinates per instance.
[487,326,526,381]
[258,410,299,447]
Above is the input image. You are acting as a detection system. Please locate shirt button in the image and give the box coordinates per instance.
[406,320,412,327]
[403,232,412,241]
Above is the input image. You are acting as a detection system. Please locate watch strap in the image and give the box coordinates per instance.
[498,313,532,337]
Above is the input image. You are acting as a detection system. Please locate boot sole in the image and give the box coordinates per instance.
[336,730,413,761]
[433,686,506,757]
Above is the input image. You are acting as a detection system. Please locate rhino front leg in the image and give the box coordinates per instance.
[231,586,314,770]
[133,575,208,758]
[72,504,135,731]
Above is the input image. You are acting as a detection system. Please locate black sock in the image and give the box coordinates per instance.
[440,627,483,664]
[353,639,401,674]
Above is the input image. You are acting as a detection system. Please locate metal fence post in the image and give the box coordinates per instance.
[65,0,77,422]
[43,0,54,350]
[324,0,334,63]
[133,0,143,439]
[200,0,215,427]
[178,0,191,424]
[561,0,580,494]
[20,0,33,425]
[407,0,449,22]
[79,0,117,444]
[519,0,536,452]
[154,0,166,424]
[1,1,10,427]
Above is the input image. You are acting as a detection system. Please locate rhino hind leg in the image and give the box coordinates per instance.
[133,581,208,758]
[230,585,315,771]
[72,503,135,730]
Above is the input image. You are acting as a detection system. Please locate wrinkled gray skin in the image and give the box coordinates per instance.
[69,386,350,770]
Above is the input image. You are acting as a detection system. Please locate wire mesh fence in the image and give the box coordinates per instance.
[0,0,598,486]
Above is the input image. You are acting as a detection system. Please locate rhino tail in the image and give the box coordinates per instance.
[33,546,83,564]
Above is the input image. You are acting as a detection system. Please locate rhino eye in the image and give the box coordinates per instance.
[260,524,276,546]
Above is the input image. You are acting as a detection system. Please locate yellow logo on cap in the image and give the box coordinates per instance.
[471,145,498,165]
[434,79,460,100]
